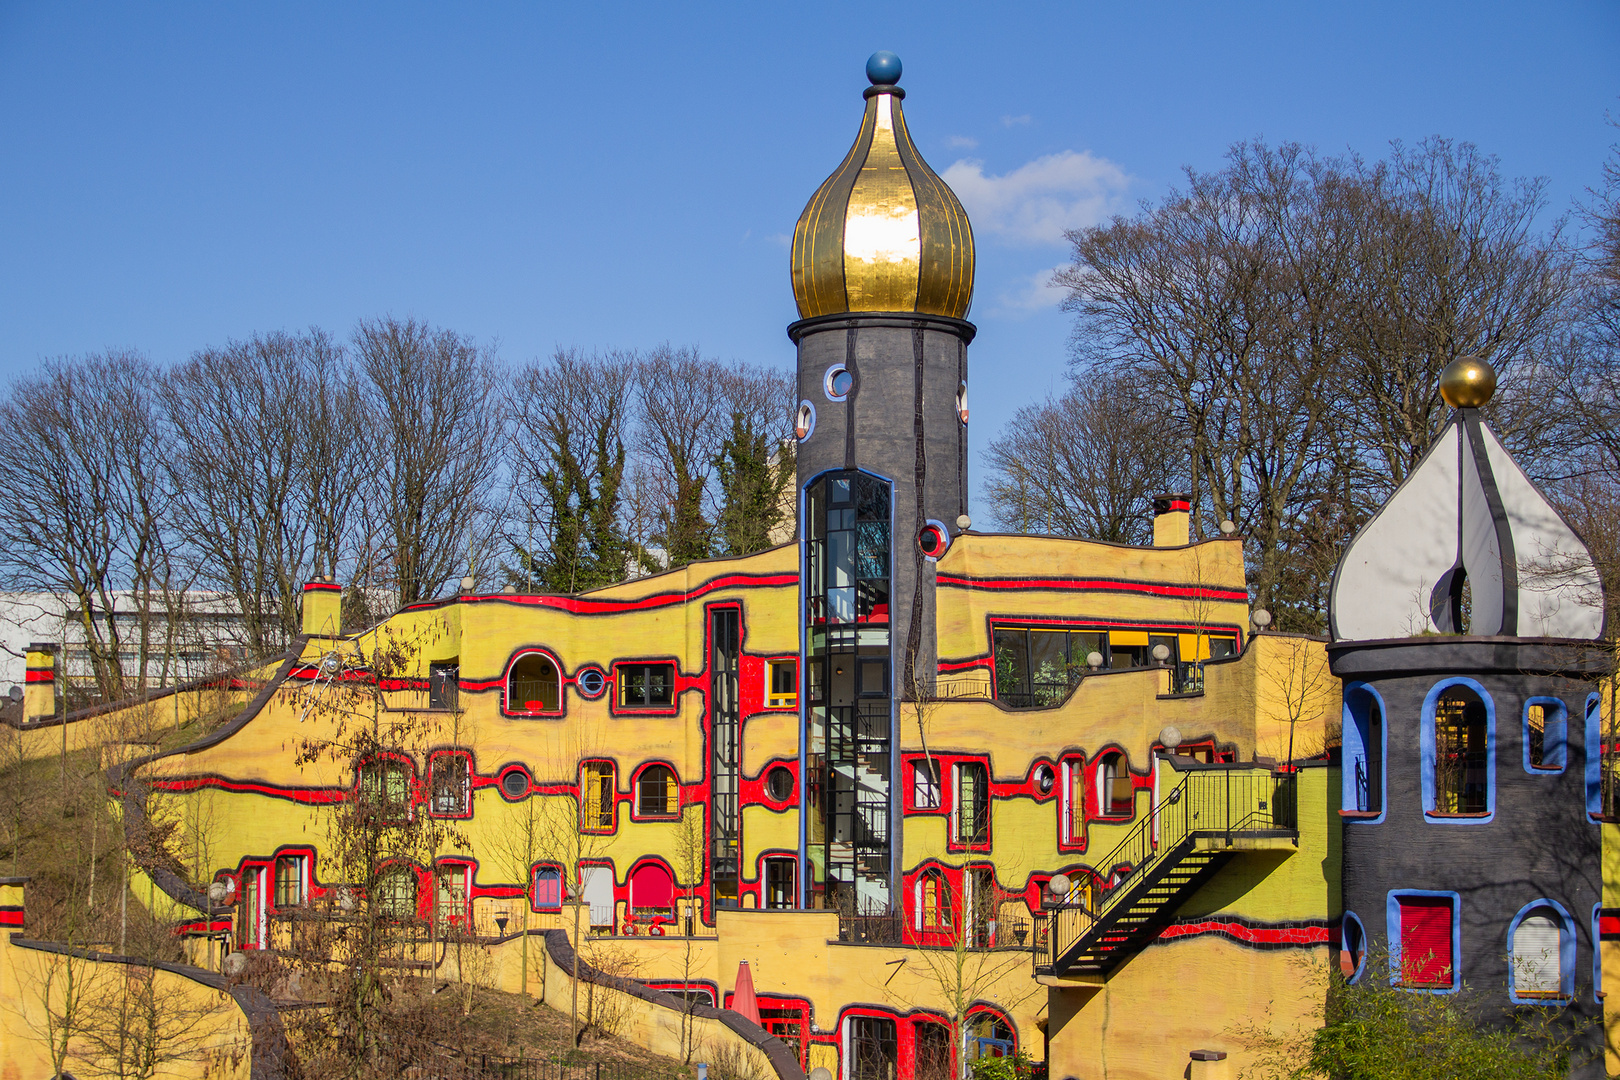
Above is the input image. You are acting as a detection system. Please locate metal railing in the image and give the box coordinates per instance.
[1040,767,1296,972]
[412,1051,632,1080]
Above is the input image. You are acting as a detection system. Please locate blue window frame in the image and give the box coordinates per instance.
[1387,889,1462,994]
[1420,678,1495,824]
[1506,899,1575,1004]
[1586,693,1604,821]
[1341,683,1386,820]
[1339,910,1367,983]
[1522,697,1567,773]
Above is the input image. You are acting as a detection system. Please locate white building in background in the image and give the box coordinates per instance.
[0,591,255,699]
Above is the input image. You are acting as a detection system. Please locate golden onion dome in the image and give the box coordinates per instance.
[791,53,975,320]
[1438,355,1497,408]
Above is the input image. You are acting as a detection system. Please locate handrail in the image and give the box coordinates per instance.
[1039,766,1296,971]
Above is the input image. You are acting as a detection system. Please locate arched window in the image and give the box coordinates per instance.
[630,862,674,917]
[914,1019,953,1080]
[1338,911,1366,981]
[1060,757,1085,843]
[531,864,562,911]
[1524,698,1568,773]
[1508,901,1574,1003]
[914,870,951,932]
[507,652,560,714]
[636,764,679,818]
[964,1012,1015,1068]
[377,866,417,921]
[1423,681,1494,819]
[1097,753,1133,816]
[1343,685,1384,816]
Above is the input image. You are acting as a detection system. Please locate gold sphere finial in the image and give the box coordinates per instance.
[1439,356,1497,409]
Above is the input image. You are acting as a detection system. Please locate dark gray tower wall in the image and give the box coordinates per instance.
[1331,639,1604,1078]
[791,312,973,689]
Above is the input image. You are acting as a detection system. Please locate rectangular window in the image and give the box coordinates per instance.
[912,758,941,810]
[436,865,467,924]
[428,661,460,710]
[619,663,675,708]
[532,865,563,911]
[430,754,470,817]
[582,762,615,832]
[764,857,796,910]
[955,762,989,845]
[359,760,412,821]
[1395,894,1455,989]
[274,855,304,909]
[767,659,798,709]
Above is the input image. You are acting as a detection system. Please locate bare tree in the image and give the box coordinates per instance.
[636,345,727,567]
[76,964,234,1080]
[1056,139,1574,631]
[982,372,1176,542]
[0,353,179,700]
[352,316,504,605]
[163,329,369,656]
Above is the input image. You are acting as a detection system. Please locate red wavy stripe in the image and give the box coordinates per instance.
[937,574,1247,602]
[400,572,798,616]
[148,776,347,804]
[0,908,24,927]
[1159,919,1329,946]
[24,670,53,683]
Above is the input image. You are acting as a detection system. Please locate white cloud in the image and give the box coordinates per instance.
[943,150,1129,246]
[994,265,1070,315]
[945,134,979,149]
[1000,114,1033,127]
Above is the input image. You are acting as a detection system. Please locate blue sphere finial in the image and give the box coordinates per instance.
[866,51,902,86]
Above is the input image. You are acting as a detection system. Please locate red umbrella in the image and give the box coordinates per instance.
[731,960,761,1026]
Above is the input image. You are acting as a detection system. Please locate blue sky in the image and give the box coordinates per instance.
[1,2,1616,518]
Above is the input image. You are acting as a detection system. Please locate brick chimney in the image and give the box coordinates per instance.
[301,580,343,638]
[24,643,55,721]
[1152,493,1191,547]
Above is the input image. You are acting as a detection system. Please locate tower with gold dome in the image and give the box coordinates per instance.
[789,53,977,914]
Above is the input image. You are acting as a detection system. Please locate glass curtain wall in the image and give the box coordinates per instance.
[804,472,892,915]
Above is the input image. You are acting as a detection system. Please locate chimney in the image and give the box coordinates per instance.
[24,643,55,721]
[1152,494,1191,547]
[301,580,343,638]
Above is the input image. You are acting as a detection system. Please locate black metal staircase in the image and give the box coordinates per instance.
[1036,766,1297,977]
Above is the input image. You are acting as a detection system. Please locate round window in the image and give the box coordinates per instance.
[824,364,854,402]
[576,666,606,699]
[917,520,950,560]
[794,401,816,441]
[956,381,968,424]
[1034,763,1055,796]
[765,766,795,803]
[500,768,530,799]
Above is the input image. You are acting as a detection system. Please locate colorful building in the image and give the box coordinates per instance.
[4,53,1613,1080]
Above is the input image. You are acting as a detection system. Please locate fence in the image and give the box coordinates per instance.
[413,1051,633,1080]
